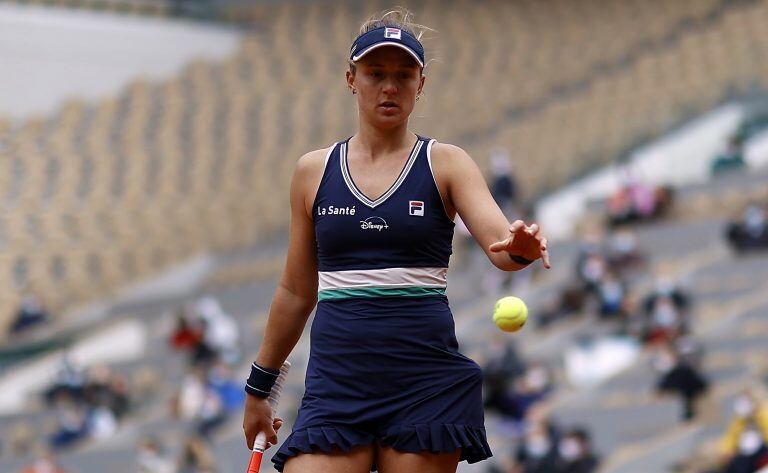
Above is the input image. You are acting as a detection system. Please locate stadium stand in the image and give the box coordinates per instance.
[1,1,768,472]
[2,0,768,333]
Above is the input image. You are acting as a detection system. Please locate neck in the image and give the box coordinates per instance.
[352,118,414,157]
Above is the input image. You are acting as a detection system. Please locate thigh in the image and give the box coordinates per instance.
[376,446,461,473]
[283,444,375,473]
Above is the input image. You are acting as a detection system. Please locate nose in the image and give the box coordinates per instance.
[382,77,397,95]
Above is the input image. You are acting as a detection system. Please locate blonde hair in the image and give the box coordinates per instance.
[357,7,429,41]
[349,7,433,74]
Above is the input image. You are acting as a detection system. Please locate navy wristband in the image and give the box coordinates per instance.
[509,254,534,266]
[244,362,280,398]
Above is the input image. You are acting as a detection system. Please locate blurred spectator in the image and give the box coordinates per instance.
[170,306,205,353]
[489,147,519,218]
[137,436,175,473]
[655,339,709,421]
[536,284,588,328]
[173,364,232,438]
[44,356,87,406]
[88,404,117,440]
[177,435,217,473]
[9,290,50,335]
[174,367,207,421]
[643,272,691,316]
[595,272,627,319]
[718,391,768,473]
[196,385,227,438]
[644,296,687,344]
[485,359,552,425]
[513,418,560,473]
[553,427,599,473]
[42,359,131,450]
[49,399,89,449]
[726,202,768,253]
[485,339,527,381]
[605,229,645,274]
[711,137,746,176]
[83,364,130,419]
[606,170,673,227]
[195,297,240,365]
[17,450,67,473]
[576,249,607,293]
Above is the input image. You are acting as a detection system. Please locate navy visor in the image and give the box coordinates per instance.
[350,26,425,67]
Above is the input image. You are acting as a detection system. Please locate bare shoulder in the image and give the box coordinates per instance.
[292,146,334,214]
[430,142,478,176]
[294,147,331,181]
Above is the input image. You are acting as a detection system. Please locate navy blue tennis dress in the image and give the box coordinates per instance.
[272,136,492,471]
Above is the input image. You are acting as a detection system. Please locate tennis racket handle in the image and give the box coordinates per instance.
[248,432,267,473]
[247,449,264,473]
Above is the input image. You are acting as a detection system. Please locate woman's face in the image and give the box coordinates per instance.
[347,46,425,129]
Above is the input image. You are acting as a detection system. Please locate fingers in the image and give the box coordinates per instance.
[509,220,526,234]
[244,428,255,450]
[244,418,281,450]
[264,422,278,447]
[509,221,539,237]
[540,237,551,269]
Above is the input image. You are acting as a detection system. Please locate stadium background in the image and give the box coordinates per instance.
[1,0,768,471]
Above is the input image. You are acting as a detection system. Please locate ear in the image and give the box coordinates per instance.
[417,74,426,96]
[346,69,355,92]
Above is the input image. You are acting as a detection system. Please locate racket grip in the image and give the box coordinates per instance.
[247,450,264,473]
[247,430,268,472]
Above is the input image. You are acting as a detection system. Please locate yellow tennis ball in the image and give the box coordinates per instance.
[493,296,528,332]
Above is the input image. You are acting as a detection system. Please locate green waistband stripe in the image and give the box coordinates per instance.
[318,286,446,301]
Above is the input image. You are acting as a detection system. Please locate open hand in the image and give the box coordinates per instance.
[489,220,551,269]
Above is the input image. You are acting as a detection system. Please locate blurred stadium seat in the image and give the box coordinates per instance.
[1,0,767,330]
[1,1,768,472]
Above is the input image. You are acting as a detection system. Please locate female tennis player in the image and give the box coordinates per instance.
[243,8,550,473]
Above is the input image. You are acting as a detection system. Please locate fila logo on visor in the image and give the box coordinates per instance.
[409,201,424,216]
[384,28,402,40]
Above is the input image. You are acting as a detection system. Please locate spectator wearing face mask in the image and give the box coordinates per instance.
[645,296,686,344]
[727,203,768,253]
[513,420,559,473]
[655,340,709,421]
[595,272,627,319]
[719,392,768,473]
[553,427,599,473]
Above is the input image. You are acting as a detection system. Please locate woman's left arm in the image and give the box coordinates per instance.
[432,143,550,271]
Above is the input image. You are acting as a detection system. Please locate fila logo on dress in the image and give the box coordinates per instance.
[409,201,424,216]
[384,28,402,39]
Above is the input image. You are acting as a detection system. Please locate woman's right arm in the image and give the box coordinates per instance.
[243,148,326,449]
[255,148,326,368]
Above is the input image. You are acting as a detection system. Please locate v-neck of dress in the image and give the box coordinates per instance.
[340,136,423,209]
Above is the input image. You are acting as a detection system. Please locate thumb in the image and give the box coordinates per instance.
[489,237,511,253]
[273,417,284,432]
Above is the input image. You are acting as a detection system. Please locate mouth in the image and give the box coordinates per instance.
[378,101,399,110]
